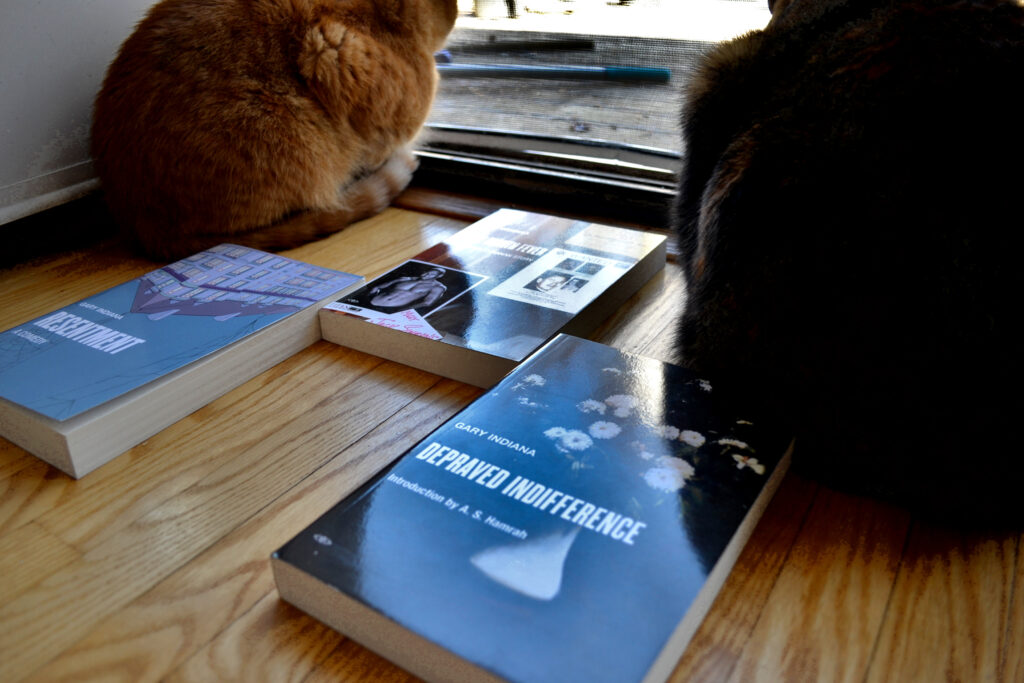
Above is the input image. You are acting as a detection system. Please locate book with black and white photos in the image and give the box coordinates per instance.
[319,209,667,387]
[273,334,793,683]
[0,244,362,477]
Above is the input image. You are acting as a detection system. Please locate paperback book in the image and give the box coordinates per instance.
[273,335,793,683]
[0,244,362,477]
[319,209,666,386]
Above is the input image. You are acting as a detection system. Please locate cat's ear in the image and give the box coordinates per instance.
[410,0,458,49]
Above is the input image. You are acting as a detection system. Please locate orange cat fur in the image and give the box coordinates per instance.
[92,0,457,259]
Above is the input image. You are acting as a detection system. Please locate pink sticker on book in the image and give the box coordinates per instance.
[365,309,444,340]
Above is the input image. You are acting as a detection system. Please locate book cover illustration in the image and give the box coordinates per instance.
[275,336,790,683]
[324,209,665,362]
[0,244,360,421]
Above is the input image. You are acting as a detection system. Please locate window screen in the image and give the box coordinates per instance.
[415,0,770,223]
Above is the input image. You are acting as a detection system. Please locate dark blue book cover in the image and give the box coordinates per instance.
[0,244,360,421]
[274,335,792,683]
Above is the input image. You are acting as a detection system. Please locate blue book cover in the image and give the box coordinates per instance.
[274,335,792,683]
[0,244,360,421]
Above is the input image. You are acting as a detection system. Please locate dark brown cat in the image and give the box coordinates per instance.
[92,0,457,259]
[675,0,1023,523]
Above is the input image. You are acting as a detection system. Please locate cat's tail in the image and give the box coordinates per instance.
[133,150,416,261]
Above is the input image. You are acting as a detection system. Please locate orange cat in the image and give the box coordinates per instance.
[92,0,457,259]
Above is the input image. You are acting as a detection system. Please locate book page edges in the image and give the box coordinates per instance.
[271,555,505,683]
[319,309,517,388]
[563,235,667,338]
[319,233,667,388]
[0,398,73,472]
[641,438,795,683]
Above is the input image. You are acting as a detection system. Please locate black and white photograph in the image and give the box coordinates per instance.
[555,257,585,271]
[339,259,487,317]
[525,270,571,293]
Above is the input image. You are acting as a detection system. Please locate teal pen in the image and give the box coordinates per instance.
[436,63,671,82]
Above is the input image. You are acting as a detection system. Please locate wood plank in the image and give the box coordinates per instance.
[589,263,686,365]
[669,474,818,682]
[0,457,73,537]
[725,488,911,683]
[24,379,477,682]
[166,591,343,683]
[394,185,672,238]
[395,187,507,222]
[0,447,37,482]
[283,208,467,279]
[864,523,1018,682]
[0,354,439,680]
[34,345,385,552]
[0,208,464,335]
[0,240,157,331]
[2,201,1019,683]
[306,637,420,683]
[0,522,80,608]
[2,209,465,553]
[1003,535,1024,682]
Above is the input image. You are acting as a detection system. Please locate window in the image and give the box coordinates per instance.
[415,0,770,225]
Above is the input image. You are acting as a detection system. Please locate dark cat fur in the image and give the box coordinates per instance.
[675,0,1023,524]
[92,0,457,260]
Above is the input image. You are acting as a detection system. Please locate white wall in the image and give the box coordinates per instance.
[0,0,157,225]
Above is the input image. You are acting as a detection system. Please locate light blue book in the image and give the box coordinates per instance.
[0,244,362,477]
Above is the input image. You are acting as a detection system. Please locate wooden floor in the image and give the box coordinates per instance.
[1,195,1022,682]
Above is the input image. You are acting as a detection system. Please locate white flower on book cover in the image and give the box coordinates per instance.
[656,455,696,479]
[733,454,766,475]
[604,394,640,418]
[588,421,621,439]
[630,441,657,461]
[517,396,545,409]
[544,427,568,439]
[559,430,593,451]
[679,430,707,447]
[643,466,689,493]
[511,373,546,391]
[577,398,606,414]
[641,456,696,493]
[653,424,681,440]
[474,349,774,589]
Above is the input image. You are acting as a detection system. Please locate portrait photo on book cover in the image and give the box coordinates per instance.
[488,248,629,315]
[340,259,487,317]
[525,270,573,293]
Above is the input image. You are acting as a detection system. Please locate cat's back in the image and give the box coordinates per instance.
[92,0,328,240]
[95,0,299,133]
[676,0,1024,521]
[679,0,1024,354]
[96,0,449,147]
[92,0,453,255]
[680,0,1023,230]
